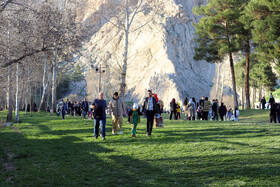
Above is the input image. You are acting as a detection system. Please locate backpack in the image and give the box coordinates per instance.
[93,104,103,119]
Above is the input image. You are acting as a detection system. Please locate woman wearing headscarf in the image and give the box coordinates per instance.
[169,98,177,120]
[183,97,189,120]
[187,98,196,121]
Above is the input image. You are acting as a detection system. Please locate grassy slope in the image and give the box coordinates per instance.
[1,110,279,186]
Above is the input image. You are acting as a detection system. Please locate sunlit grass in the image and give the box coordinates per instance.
[1,109,280,186]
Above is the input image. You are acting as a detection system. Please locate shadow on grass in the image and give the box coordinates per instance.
[1,130,204,186]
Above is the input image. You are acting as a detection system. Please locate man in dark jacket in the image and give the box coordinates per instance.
[269,93,275,107]
[218,102,227,121]
[212,99,218,121]
[261,97,266,109]
[270,103,277,123]
[82,98,89,119]
[169,98,177,120]
[142,90,159,136]
[276,104,280,123]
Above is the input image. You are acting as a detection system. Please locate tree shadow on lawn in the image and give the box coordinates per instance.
[1,131,204,186]
[146,152,280,185]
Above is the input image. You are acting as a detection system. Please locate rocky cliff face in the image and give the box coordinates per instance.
[77,0,217,107]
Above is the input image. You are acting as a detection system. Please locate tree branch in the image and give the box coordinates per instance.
[2,47,51,67]
[0,0,13,13]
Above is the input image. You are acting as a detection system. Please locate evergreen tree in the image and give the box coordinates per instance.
[250,54,277,92]
[71,65,84,82]
[246,0,280,69]
[238,0,254,109]
[193,0,245,108]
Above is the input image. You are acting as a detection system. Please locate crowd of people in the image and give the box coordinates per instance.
[267,93,280,123]
[169,97,240,122]
[56,90,166,140]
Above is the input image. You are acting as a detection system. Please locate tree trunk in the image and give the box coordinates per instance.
[253,87,256,109]
[25,66,30,115]
[51,48,58,113]
[225,23,238,108]
[242,86,244,110]
[258,84,262,104]
[229,52,239,108]
[216,63,221,99]
[39,57,51,111]
[6,66,13,121]
[119,28,129,96]
[245,39,251,109]
[220,71,225,102]
[15,63,20,122]
[30,82,33,113]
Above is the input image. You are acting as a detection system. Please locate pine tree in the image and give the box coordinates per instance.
[193,0,245,108]
[250,54,277,95]
[238,0,254,109]
[71,65,84,82]
[246,0,280,68]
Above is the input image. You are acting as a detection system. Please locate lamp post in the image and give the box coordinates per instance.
[91,64,108,93]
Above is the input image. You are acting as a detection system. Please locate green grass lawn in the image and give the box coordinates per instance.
[1,110,280,186]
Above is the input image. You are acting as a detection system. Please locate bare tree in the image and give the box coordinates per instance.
[101,0,160,96]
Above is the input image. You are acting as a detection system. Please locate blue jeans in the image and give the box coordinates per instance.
[94,117,106,138]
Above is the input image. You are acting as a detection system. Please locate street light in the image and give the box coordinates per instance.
[91,63,108,93]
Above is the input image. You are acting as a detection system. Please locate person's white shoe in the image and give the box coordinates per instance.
[112,132,115,135]
[118,131,123,135]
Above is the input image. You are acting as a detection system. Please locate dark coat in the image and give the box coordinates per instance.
[142,97,159,113]
[261,98,266,105]
[170,100,177,112]
[218,105,227,116]
[212,103,218,112]
[270,103,277,116]
[82,101,89,112]
[269,97,275,104]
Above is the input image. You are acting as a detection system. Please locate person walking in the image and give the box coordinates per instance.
[233,107,240,121]
[176,102,181,120]
[88,102,92,119]
[186,98,195,121]
[218,102,227,121]
[128,103,141,137]
[169,98,177,120]
[61,102,66,120]
[108,92,126,135]
[142,90,159,136]
[276,104,280,123]
[183,97,189,120]
[82,98,89,119]
[92,92,107,140]
[269,93,275,108]
[261,97,266,109]
[270,103,277,123]
[212,99,218,121]
[202,97,211,120]
[226,106,232,121]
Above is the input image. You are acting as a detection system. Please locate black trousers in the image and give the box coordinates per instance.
[146,110,155,135]
[169,111,177,120]
[220,115,224,121]
[203,111,209,120]
[270,115,277,123]
[212,111,218,121]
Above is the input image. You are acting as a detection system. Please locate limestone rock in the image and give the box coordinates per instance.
[77,0,217,108]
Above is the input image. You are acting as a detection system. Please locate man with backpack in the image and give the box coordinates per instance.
[92,92,107,140]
